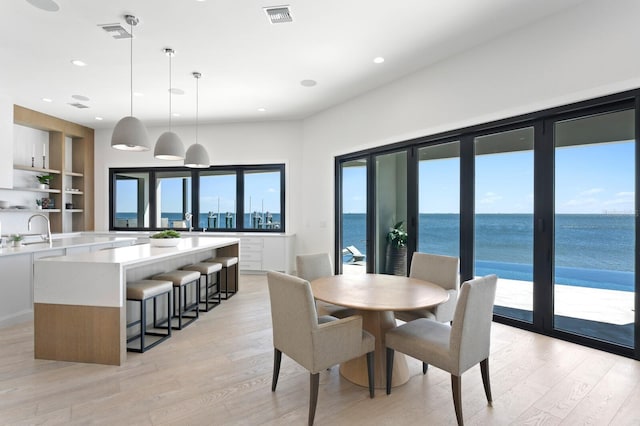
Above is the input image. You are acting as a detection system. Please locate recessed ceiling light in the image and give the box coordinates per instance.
[300,79,317,87]
[71,59,87,67]
[95,116,104,121]
[169,88,184,95]
[72,94,90,101]
[373,57,385,64]
[133,92,144,97]
[257,108,266,112]
[172,112,181,117]
[26,0,59,12]
[42,97,52,103]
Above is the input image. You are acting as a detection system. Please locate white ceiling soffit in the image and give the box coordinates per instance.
[0,0,588,128]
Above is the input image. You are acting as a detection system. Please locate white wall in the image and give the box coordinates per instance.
[0,95,13,189]
[297,0,640,255]
[93,120,303,232]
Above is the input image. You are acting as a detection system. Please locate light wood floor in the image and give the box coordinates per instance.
[1,274,639,425]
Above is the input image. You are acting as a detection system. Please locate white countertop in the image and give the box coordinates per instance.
[36,236,239,266]
[0,235,138,256]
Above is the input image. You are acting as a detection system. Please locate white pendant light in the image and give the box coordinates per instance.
[111,15,150,151]
[154,48,185,160]
[184,72,210,168]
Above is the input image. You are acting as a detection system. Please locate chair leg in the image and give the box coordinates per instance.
[423,362,429,374]
[139,298,146,351]
[480,358,492,403]
[309,372,319,426]
[366,351,375,398]
[451,374,463,426]
[272,348,282,392]
[385,347,394,395]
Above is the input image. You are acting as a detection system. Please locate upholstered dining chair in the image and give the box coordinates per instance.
[385,274,497,426]
[394,252,460,323]
[267,271,375,425]
[296,253,356,318]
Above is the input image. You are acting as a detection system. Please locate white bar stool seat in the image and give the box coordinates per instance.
[126,279,173,352]
[152,270,201,330]
[181,262,223,311]
[205,256,238,300]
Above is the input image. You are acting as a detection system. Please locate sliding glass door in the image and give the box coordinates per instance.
[340,159,368,273]
[375,150,408,274]
[336,91,638,358]
[553,109,635,347]
[475,127,535,323]
[417,142,460,258]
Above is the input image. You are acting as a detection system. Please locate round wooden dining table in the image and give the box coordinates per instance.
[310,273,449,389]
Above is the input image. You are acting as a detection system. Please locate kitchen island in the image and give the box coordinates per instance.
[33,236,239,365]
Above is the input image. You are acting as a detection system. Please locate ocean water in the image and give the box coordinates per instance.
[342,213,635,292]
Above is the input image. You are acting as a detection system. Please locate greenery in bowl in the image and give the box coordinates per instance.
[386,221,408,248]
[150,230,181,239]
[10,234,24,242]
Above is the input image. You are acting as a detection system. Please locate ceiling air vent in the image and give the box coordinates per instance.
[68,102,89,109]
[99,23,132,39]
[264,6,293,24]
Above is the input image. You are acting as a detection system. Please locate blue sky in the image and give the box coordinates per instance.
[342,140,635,214]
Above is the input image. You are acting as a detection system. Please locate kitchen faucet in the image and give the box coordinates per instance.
[28,214,52,245]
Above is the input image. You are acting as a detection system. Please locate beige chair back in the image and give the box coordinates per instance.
[296,253,333,281]
[409,252,459,291]
[449,274,497,375]
[267,271,319,369]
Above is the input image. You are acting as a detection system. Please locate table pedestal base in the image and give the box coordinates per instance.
[339,310,409,389]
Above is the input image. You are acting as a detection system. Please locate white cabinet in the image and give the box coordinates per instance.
[0,240,135,328]
[0,254,31,326]
[239,237,264,271]
[238,234,295,273]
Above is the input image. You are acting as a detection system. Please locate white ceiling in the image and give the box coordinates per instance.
[1,0,587,129]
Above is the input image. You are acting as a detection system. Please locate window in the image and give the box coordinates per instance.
[244,169,282,230]
[198,170,237,230]
[113,172,149,228]
[109,164,284,232]
[156,171,192,229]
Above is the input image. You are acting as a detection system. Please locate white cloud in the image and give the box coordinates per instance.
[565,197,598,206]
[479,192,502,204]
[603,191,634,206]
[580,188,603,196]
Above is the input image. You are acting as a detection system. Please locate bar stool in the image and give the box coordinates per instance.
[205,256,238,300]
[152,270,201,330]
[181,261,223,312]
[126,279,173,352]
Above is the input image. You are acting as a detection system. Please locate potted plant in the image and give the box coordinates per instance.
[35,199,42,209]
[10,234,24,247]
[36,174,53,189]
[386,221,408,276]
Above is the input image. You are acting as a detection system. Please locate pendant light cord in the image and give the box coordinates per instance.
[129,20,134,116]
[195,75,199,144]
[168,52,172,130]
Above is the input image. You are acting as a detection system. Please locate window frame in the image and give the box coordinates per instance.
[109,163,285,233]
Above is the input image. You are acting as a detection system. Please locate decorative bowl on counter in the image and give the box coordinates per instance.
[149,230,181,247]
[0,200,10,209]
